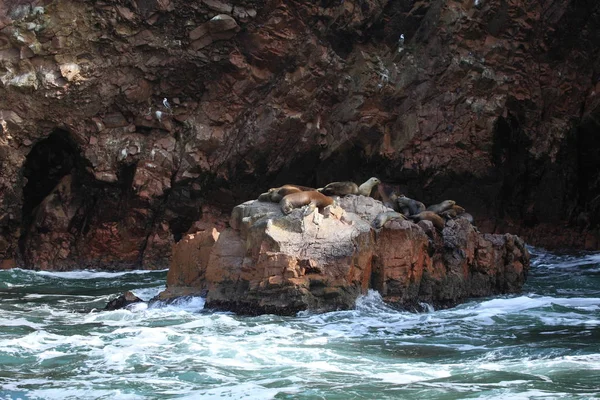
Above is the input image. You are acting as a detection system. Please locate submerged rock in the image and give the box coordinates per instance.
[105,291,144,310]
[158,196,530,315]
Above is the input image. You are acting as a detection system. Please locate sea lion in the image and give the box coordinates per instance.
[396,195,426,216]
[280,191,334,215]
[385,192,400,211]
[372,211,407,229]
[457,212,474,224]
[426,200,456,214]
[257,192,273,202]
[258,184,315,202]
[376,185,399,211]
[408,211,446,231]
[452,204,465,214]
[319,177,380,197]
[440,204,466,220]
[357,177,381,196]
[377,188,400,212]
[440,209,456,220]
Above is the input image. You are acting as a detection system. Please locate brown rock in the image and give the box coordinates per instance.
[0,259,16,270]
[102,112,128,128]
[189,24,209,41]
[165,229,220,289]
[207,14,239,34]
[124,79,153,103]
[160,197,530,315]
[202,0,232,14]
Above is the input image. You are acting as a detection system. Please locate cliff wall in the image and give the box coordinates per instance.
[1,0,599,269]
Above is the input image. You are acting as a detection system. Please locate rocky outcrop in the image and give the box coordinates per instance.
[104,290,143,310]
[1,0,599,270]
[158,196,529,315]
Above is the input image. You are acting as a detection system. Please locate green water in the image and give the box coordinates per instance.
[0,247,599,399]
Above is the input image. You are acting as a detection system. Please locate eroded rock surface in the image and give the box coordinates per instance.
[159,196,529,314]
[1,0,599,270]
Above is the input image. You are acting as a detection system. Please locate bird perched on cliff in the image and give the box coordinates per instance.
[398,34,405,53]
[163,98,171,110]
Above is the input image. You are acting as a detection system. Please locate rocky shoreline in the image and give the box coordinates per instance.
[150,196,529,315]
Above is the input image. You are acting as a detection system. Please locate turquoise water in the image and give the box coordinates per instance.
[1,247,599,399]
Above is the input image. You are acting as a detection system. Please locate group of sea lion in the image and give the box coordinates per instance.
[257,177,381,214]
[256,177,473,232]
[373,188,474,231]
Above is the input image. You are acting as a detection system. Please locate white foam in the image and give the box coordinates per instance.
[149,296,205,312]
[531,251,600,269]
[27,387,146,400]
[0,330,104,355]
[18,268,168,280]
[37,350,67,360]
[179,382,286,400]
[126,302,148,312]
[377,369,450,384]
[0,317,44,330]
[130,285,165,301]
[454,295,600,317]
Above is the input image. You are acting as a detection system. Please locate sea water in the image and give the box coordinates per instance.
[1,247,599,399]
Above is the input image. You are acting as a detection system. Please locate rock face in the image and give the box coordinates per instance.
[158,196,529,315]
[1,0,599,270]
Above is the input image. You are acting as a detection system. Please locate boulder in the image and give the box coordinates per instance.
[158,196,530,315]
[105,291,143,310]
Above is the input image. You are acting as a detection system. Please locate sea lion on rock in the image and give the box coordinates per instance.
[377,185,399,211]
[457,212,474,224]
[409,211,446,231]
[440,204,466,220]
[258,184,315,202]
[372,211,407,229]
[257,192,274,202]
[426,200,456,214]
[440,209,456,220]
[396,195,426,216]
[357,177,381,196]
[385,192,400,211]
[452,204,465,214]
[319,177,380,197]
[280,191,334,215]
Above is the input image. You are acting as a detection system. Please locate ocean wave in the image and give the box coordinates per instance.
[29,268,168,280]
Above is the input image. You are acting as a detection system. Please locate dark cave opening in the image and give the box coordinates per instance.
[576,115,600,227]
[491,114,533,222]
[165,185,202,243]
[19,129,84,255]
